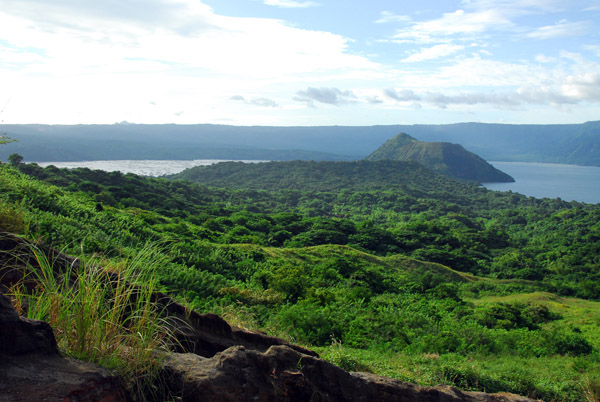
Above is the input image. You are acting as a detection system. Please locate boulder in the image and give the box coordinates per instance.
[0,293,130,402]
[159,345,539,402]
[0,292,57,356]
[158,293,317,358]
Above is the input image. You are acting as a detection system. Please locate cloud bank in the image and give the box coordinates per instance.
[0,0,598,125]
[294,87,358,107]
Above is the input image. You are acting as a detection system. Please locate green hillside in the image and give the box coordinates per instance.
[21,161,600,293]
[2,161,600,401]
[365,133,514,183]
[167,159,463,192]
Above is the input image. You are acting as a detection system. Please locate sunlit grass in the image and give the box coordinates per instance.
[315,341,600,402]
[469,292,600,350]
[8,244,175,401]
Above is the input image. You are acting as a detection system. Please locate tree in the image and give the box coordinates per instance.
[0,134,17,145]
[8,153,23,166]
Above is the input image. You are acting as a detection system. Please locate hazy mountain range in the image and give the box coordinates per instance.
[1,121,598,166]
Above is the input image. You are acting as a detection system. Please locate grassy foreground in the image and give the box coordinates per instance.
[7,243,175,401]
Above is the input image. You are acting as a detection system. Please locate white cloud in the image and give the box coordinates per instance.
[382,69,600,109]
[535,54,557,63]
[375,11,410,24]
[384,88,420,102]
[366,96,384,104]
[393,9,513,43]
[294,87,357,107]
[584,44,600,56]
[0,0,376,79]
[230,95,279,107]
[391,1,594,47]
[407,55,544,88]
[402,44,465,62]
[0,0,381,123]
[526,20,591,39]
[460,0,565,14]
[263,0,319,8]
[0,0,598,125]
[0,0,217,37]
[560,72,600,102]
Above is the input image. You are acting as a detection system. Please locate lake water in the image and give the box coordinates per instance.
[35,159,600,205]
[483,162,600,204]
[36,159,266,177]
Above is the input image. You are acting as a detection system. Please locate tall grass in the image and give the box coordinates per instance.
[9,244,175,401]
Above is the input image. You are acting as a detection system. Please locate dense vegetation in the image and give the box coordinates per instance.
[1,160,599,401]
[168,160,600,299]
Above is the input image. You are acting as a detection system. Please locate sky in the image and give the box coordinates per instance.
[0,0,599,126]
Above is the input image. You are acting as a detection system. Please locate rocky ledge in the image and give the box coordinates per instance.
[0,293,130,402]
[160,344,536,402]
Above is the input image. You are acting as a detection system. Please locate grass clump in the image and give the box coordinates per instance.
[9,244,174,401]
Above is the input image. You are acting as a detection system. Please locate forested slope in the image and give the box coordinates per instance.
[20,161,600,299]
[2,161,600,401]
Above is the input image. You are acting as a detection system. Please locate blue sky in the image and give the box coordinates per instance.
[0,0,599,125]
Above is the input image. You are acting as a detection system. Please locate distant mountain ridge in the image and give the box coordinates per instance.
[1,121,598,166]
[365,133,514,183]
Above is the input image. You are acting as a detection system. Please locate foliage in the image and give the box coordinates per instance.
[8,243,175,401]
[0,134,17,145]
[8,153,23,166]
[2,161,600,401]
[15,161,600,302]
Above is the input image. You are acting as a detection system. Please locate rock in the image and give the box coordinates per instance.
[159,345,539,402]
[0,292,130,402]
[158,294,318,358]
[0,354,131,402]
[0,293,58,356]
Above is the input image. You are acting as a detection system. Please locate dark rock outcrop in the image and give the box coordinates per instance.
[0,293,130,402]
[0,354,131,402]
[0,292,57,356]
[161,294,317,358]
[160,344,538,402]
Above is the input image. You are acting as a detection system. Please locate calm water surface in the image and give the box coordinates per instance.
[484,162,600,204]
[36,159,265,177]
